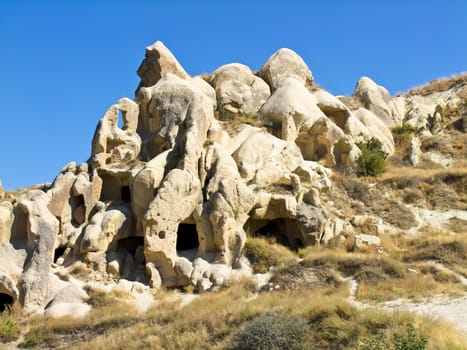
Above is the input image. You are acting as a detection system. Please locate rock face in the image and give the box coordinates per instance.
[5,40,455,315]
[210,63,270,119]
[259,48,313,91]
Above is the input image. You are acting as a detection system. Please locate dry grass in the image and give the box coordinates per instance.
[243,236,297,273]
[402,73,467,97]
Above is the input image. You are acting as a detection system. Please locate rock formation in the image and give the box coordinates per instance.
[1,40,464,316]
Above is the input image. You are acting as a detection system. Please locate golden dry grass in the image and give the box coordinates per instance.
[402,73,467,97]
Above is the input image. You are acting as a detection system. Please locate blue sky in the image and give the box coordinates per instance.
[1,0,466,190]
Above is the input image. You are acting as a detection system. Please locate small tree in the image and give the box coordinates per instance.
[356,138,388,177]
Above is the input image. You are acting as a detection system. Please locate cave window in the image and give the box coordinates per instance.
[176,224,199,251]
[117,110,124,129]
[118,236,144,258]
[256,219,289,247]
[54,247,67,263]
[121,186,131,203]
[315,144,328,161]
[70,194,85,227]
[0,293,13,312]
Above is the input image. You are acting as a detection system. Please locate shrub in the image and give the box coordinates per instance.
[0,313,19,342]
[230,312,310,350]
[393,324,428,350]
[357,138,388,177]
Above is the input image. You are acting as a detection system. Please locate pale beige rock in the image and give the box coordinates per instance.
[136,74,213,166]
[14,190,59,312]
[232,129,303,186]
[0,202,13,244]
[137,40,190,89]
[313,89,352,130]
[259,77,326,141]
[131,150,170,234]
[354,234,381,250]
[210,63,270,118]
[80,203,132,253]
[91,99,141,168]
[353,108,395,154]
[353,76,403,128]
[0,180,4,200]
[260,48,313,91]
[144,169,202,286]
[191,76,217,108]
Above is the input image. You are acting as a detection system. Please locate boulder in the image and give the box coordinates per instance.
[354,234,381,250]
[191,76,217,108]
[136,40,190,89]
[210,63,270,118]
[260,48,313,91]
[259,77,326,142]
[353,76,403,128]
[353,108,395,154]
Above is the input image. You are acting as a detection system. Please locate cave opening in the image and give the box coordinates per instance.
[0,293,13,312]
[255,219,289,247]
[54,246,67,263]
[121,186,131,203]
[118,236,144,257]
[70,194,86,227]
[11,206,29,249]
[176,224,199,251]
[247,219,304,251]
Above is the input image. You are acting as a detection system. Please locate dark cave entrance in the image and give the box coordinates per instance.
[54,246,67,263]
[70,194,86,227]
[0,293,13,312]
[246,219,304,251]
[118,236,144,258]
[121,186,131,203]
[176,224,199,251]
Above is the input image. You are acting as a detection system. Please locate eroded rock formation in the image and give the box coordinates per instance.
[3,40,462,315]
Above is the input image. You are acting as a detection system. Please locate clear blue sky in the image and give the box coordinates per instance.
[1,0,466,190]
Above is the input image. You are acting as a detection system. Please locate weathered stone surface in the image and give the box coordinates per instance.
[260,48,313,91]
[91,99,141,168]
[4,40,460,310]
[0,180,4,200]
[0,201,13,244]
[260,77,326,141]
[353,76,403,128]
[14,190,59,312]
[136,74,213,164]
[210,63,270,118]
[137,40,190,89]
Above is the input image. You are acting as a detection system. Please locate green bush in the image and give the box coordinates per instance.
[356,138,388,177]
[393,324,428,350]
[360,324,427,350]
[0,313,19,342]
[230,312,310,350]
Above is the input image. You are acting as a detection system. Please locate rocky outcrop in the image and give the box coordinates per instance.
[353,76,404,128]
[210,63,270,119]
[5,40,457,315]
[260,48,313,91]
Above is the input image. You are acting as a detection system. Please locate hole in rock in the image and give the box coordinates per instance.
[54,246,67,263]
[0,293,13,312]
[315,144,328,161]
[247,219,304,251]
[121,186,131,203]
[117,110,124,129]
[176,224,199,251]
[70,194,86,227]
[11,207,29,249]
[118,236,144,257]
[255,219,290,247]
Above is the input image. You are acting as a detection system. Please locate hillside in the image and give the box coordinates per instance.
[0,41,466,349]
